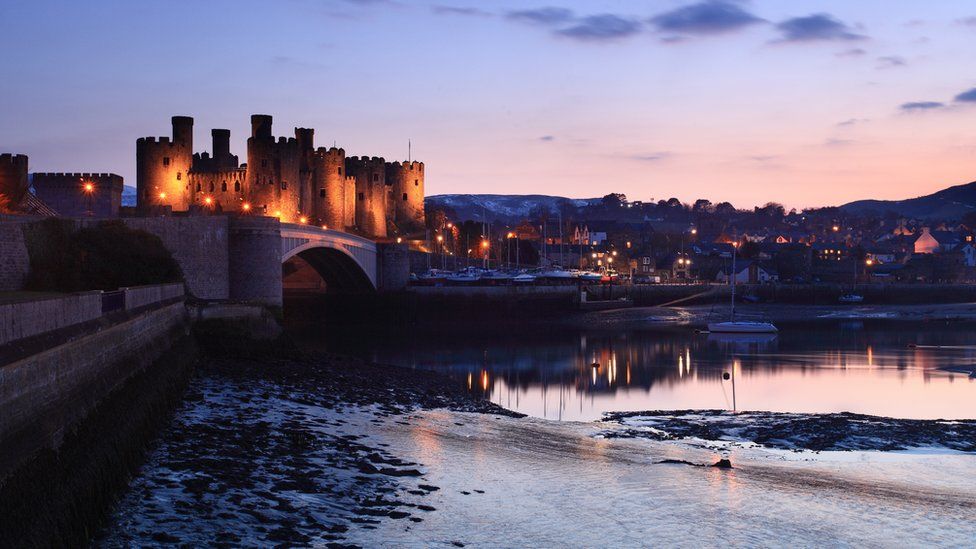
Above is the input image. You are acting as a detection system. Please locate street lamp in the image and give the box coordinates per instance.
[242,202,251,213]
[82,182,94,217]
[607,256,615,300]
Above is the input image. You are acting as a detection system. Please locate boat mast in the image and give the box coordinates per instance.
[730,242,737,322]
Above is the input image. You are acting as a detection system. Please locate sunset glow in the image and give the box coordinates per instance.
[5,2,976,209]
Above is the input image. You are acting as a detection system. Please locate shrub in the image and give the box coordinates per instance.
[25,219,182,292]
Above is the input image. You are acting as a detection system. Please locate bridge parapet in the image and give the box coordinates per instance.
[280,224,379,290]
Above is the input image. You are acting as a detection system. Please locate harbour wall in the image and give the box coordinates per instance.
[0,283,193,546]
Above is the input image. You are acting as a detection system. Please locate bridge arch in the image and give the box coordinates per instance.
[280,224,377,293]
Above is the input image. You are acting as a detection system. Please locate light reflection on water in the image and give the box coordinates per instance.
[319,321,976,421]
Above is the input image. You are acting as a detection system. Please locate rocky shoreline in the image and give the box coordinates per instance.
[99,350,519,547]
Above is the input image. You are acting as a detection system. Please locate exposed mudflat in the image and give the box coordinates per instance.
[98,354,515,547]
[602,410,976,452]
[578,302,976,330]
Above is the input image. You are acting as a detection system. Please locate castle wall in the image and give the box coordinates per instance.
[346,156,387,239]
[386,160,426,235]
[136,117,193,211]
[245,115,302,223]
[343,175,356,229]
[188,169,246,212]
[32,173,123,218]
[0,154,30,208]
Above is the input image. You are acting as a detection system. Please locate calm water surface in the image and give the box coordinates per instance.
[311,319,976,421]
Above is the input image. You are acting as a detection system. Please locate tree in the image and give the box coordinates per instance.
[692,199,712,213]
[714,202,736,216]
[600,193,627,208]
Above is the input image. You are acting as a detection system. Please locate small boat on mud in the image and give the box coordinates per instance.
[708,321,779,334]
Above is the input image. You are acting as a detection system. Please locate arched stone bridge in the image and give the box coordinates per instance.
[99,216,408,307]
[280,223,378,292]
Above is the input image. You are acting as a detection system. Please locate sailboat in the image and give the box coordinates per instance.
[708,243,778,334]
[839,254,864,303]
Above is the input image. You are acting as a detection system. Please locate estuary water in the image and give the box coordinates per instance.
[314,319,976,422]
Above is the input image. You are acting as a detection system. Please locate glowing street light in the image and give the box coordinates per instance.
[158,192,167,200]
[832,225,840,232]
[436,234,444,243]
[242,202,251,212]
[204,196,213,206]
[396,237,403,244]
[83,182,94,193]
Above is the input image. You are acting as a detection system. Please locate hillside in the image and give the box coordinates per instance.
[427,194,601,223]
[840,181,976,220]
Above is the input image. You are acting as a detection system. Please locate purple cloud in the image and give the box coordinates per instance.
[649,1,764,35]
[775,14,866,42]
[557,14,642,41]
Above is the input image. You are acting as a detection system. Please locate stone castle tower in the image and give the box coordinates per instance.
[136,116,194,210]
[0,153,30,208]
[385,160,426,233]
[136,115,425,239]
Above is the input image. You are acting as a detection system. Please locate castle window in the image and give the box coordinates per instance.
[163,157,170,166]
[358,192,365,201]
[196,183,201,192]
[281,181,287,190]
[319,189,326,198]
[372,173,379,182]
[176,172,181,181]
[221,181,227,192]
[235,181,241,192]
[338,167,342,176]
[402,193,408,201]
[414,179,418,186]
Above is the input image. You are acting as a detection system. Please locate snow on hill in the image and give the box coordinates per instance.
[427,194,601,223]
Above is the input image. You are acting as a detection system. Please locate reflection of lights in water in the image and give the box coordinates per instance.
[481,370,489,391]
[592,366,597,385]
[678,355,684,378]
[867,345,873,367]
[626,363,631,386]
[686,348,691,372]
[467,372,472,390]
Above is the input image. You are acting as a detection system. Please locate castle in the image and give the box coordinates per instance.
[137,115,426,238]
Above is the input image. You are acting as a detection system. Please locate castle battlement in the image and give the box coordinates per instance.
[33,172,121,180]
[0,153,29,165]
[136,136,182,146]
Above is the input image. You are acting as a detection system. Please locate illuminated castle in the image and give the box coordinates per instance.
[136,115,426,238]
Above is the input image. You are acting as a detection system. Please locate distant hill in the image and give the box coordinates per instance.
[840,181,976,220]
[427,194,601,223]
[122,185,137,207]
